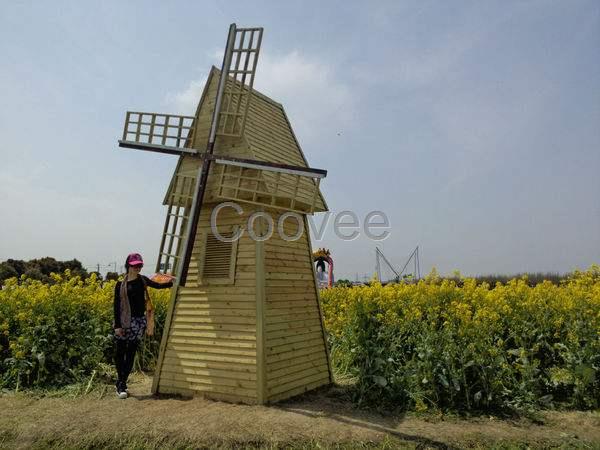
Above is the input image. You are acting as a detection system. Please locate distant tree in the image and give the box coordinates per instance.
[5,259,26,276]
[0,262,18,284]
[23,267,46,282]
[334,279,353,288]
[439,272,568,288]
[0,257,89,285]
[60,259,88,278]
[20,257,89,282]
[105,272,119,282]
[34,257,61,275]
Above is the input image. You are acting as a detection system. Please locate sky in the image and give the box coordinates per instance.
[0,1,598,280]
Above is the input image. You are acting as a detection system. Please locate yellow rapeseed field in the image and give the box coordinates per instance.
[0,272,170,389]
[320,266,600,412]
[1,267,598,413]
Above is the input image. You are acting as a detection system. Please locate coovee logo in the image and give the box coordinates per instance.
[210,202,391,242]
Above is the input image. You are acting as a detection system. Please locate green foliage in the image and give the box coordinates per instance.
[3,264,599,417]
[105,272,119,282]
[445,271,567,287]
[321,266,600,413]
[0,257,89,285]
[89,271,103,281]
[0,271,170,389]
[0,263,18,282]
[333,279,354,288]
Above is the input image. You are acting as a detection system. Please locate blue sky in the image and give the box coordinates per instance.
[0,1,598,279]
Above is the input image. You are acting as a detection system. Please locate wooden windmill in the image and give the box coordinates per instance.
[117,24,332,404]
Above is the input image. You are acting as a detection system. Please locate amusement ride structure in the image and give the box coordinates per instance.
[375,246,421,284]
[313,248,334,288]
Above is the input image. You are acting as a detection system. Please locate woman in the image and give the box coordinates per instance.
[113,252,173,399]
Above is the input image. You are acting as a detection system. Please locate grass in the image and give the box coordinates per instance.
[1,375,599,450]
[6,436,414,450]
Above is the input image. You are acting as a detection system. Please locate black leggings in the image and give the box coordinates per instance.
[114,339,139,384]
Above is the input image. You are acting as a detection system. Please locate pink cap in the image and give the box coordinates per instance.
[126,253,144,266]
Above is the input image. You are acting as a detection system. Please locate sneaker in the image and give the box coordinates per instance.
[115,381,128,399]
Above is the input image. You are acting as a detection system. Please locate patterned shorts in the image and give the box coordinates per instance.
[115,316,147,341]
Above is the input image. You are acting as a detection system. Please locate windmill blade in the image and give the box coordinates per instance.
[177,23,263,287]
[217,27,263,138]
[155,173,197,275]
[119,111,197,156]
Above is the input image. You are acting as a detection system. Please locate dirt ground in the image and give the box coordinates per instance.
[1,374,599,449]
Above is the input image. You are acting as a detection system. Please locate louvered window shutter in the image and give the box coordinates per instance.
[198,232,238,285]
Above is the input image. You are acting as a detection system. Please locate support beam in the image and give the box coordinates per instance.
[255,212,266,404]
[178,23,237,287]
[118,140,199,157]
[212,155,327,178]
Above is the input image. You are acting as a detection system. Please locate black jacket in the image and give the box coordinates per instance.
[113,275,173,328]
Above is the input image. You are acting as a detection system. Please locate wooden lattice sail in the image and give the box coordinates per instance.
[117,24,331,404]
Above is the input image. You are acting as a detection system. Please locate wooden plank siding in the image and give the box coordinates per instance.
[156,204,260,403]
[263,209,331,402]
[243,90,327,212]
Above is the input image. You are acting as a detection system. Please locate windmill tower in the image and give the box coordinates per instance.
[117,24,332,404]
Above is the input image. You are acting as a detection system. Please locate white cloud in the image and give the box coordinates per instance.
[254,51,354,143]
[164,75,208,115]
[163,50,355,146]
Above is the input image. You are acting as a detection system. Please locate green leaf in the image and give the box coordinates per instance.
[373,376,387,387]
[438,374,450,388]
[575,364,596,385]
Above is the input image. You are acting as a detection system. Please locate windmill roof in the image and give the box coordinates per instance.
[163,66,327,212]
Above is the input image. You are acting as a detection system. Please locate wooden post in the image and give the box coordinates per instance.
[255,211,267,404]
[178,23,237,287]
[151,281,180,394]
[304,216,334,384]
[149,113,156,145]
[135,113,142,141]
[271,171,281,206]
[122,111,130,141]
